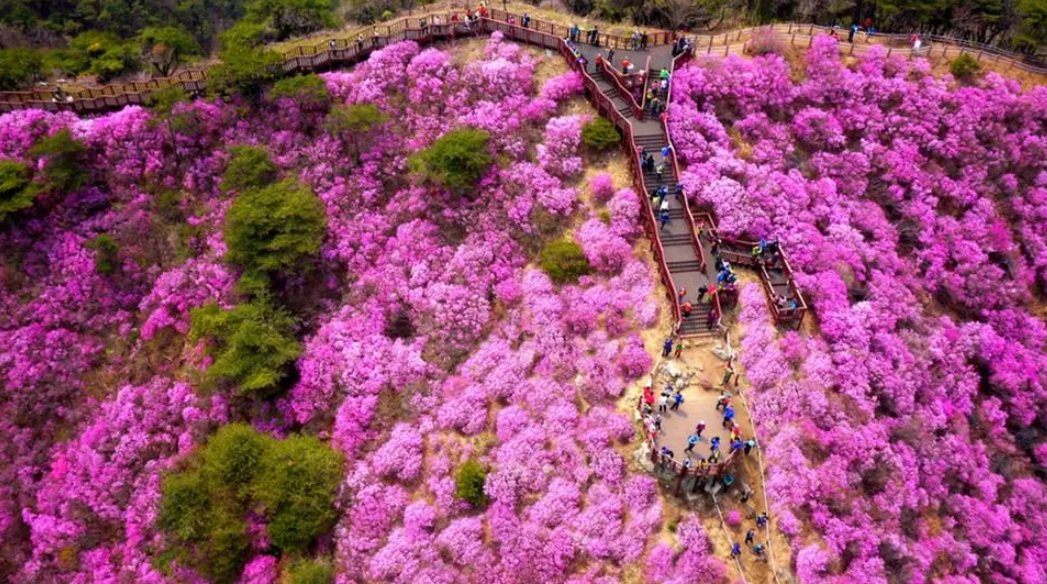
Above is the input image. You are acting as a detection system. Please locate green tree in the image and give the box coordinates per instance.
[157,424,343,584]
[190,298,302,396]
[225,178,327,275]
[252,434,345,552]
[539,240,592,284]
[454,459,489,508]
[86,233,120,274]
[581,117,621,151]
[324,103,387,162]
[63,30,139,81]
[139,26,201,76]
[146,85,193,166]
[28,129,89,194]
[286,558,335,584]
[208,45,282,100]
[221,145,279,193]
[409,128,492,191]
[0,48,44,90]
[0,160,39,222]
[219,20,274,50]
[245,0,338,40]
[1017,0,1047,49]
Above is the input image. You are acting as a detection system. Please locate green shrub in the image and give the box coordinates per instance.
[222,145,278,193]
[189,299,302,396]
[225,178,327,275]
[199,423,268,497]
[270,74,330,111]
[252,434,345,552]
[66,30,139,81]
[157,425,344,583]
[950,53,982,81]
[208,45,283,100]
[0,49,44,90]
[286,558,335,584]
[28,129,89,194]
[0,160,39,221]
[539,240,592,284]
[86,233,120,274]
[454,459,489,508]
[324,103,387,161]
[581,117,621,151]
[409,128,492,191]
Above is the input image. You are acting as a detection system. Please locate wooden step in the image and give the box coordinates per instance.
[667,259,703,272]
[660,233,692,245]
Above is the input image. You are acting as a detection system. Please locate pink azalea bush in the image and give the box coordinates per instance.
[673,36,1047,584]
[0,36,683,584]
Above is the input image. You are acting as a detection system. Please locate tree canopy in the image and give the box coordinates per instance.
[409,128,492,192]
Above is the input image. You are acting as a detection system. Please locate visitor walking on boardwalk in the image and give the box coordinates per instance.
[522,14,530,28]
[722,405,735,427]
[706,308,717,330]
[662,336,673,357]
[681,301,693,318]
[754,543,766,559]
[695,420,706,436]
[722,360,735,385]
[674,340,684,359]
[658,393,668,413]
[631,29,640,50]
[641,30,649,49]
[696,285,707,303]
[849,23,859,43]
[671,391,684,411]
[685,433,699,453]
[744,438,756,455]
[716,392,730,411]
[756,512,768,528]
[745,529,755,546]
[661,144,672,157]
[569,24,580,42]
[607,48,615,66]
[660,208,670,229]
[731,542,741,558]
[710,436,721,451]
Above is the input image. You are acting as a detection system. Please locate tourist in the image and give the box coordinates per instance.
[674,340,684,359]
[745,529,755,545]
[356,34,364,51]
[569,23,580,42]
[723,405,736,427]
[658,184,670,199]
[716,392,730,411]
[683,457,692,469]
[675,183,684,200]
[655,160,666,178]
[507,14,515,26]
[591,26,599,46]
[329,39,337,51]
[706,308,717,330]
[662,336,673,357]
[849,23,859,43]
[722,361,735,386]
[685,433,699,453]
[621,58,632,74]
[659,208,670,229]
[731,542,742,558]
[756,512,768,528]
[644,153,655,171]
[695,420,706,437]
[730,424,741,441]
[681,301,693,318]
[641,30,649,49]
[710,448,721,463]
[731,438,744,452]
[754,543,766,558]
[659,197,670,214]
[745,439,756,455]
[710,436,721,450]
[696,285,707,303]
[740,482,754,502]
[672,391,684,410]
[661,144,672,157]
[631,29,640,50]
[522,14,530,28]
[607,48,615,66]
[658,393,668,413]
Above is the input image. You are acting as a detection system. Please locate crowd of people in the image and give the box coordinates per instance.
[732,512,771,561]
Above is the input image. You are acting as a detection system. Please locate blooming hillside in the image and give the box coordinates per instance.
[672,36,1047,584]
[0,33,734,584]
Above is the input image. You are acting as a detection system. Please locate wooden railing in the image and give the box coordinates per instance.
[594,56,644,119]
[7,11,1045,113]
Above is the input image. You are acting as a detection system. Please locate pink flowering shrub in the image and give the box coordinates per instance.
[0,34,689,584]
[674,37,1047,584]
